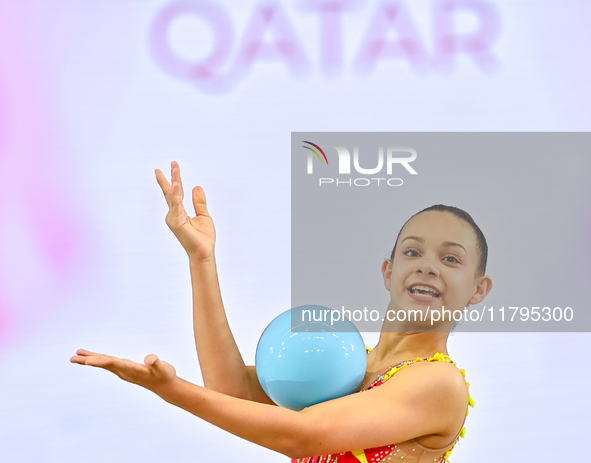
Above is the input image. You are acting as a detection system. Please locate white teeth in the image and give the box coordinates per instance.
[410,285,440,297]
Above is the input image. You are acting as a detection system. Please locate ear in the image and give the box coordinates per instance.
[468,275,493,305]
[382,259,393,291]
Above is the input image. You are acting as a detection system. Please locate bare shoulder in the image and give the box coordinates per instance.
[387,360,469,402]
[377,360,470,438]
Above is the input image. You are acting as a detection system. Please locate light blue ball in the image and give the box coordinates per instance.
[255,305,367,411]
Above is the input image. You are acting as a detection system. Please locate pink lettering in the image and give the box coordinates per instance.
[149,0,502,92]
[149,0,235,92]
[433,0,501,72]
[233,3,310,76]
[300,0,359,74]
[354,1,429,73]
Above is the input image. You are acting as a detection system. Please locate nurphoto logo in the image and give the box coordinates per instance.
[302,142,418,187]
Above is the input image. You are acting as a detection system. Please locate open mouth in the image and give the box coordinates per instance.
[408,284,441,298]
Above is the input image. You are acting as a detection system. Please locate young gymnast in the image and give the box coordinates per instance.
[71,162,492,462]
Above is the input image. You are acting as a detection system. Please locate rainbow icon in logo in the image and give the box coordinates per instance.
[302,141,328,165]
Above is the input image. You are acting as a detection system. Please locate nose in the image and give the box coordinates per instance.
[414,257,440,277]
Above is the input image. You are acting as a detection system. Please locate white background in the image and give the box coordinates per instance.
[0,1,590,461]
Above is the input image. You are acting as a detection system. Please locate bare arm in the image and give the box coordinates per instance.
[187,257,274,403]
[155,162,273,404]
[70,351,469,459]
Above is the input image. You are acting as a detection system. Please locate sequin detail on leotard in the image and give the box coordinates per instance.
[291,351,474,463]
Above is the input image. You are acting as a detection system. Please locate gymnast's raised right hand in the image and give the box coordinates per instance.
[155,161,215,260]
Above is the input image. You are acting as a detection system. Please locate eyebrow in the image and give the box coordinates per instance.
[441,241,468,254]
[401,236,424,244]
[400,236,468,254]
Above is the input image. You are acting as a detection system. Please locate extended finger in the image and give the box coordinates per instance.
[70,353,112,367]
[170,161,184,199]
[75,348,104,356]
[155,169,173,207]
[192,186,210,217]
[70,355,88,365]
[82,354,118,368]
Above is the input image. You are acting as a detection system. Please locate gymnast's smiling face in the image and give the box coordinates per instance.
[382,210,492,330]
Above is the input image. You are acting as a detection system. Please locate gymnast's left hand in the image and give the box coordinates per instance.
[70,349,177,392]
